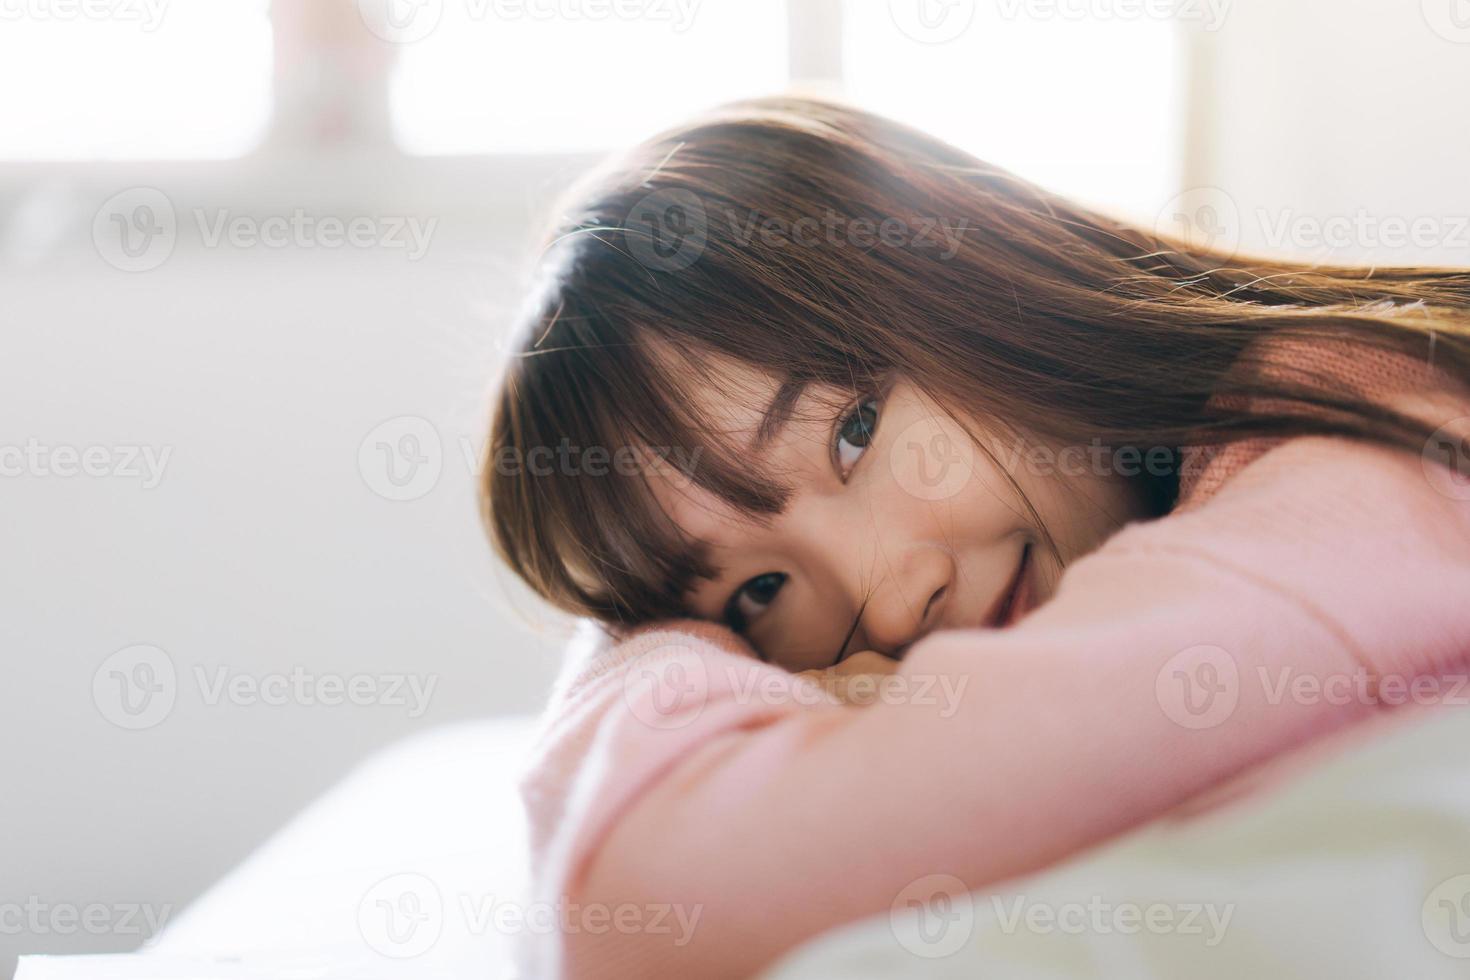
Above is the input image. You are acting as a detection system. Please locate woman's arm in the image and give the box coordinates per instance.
[534,435,1470,979]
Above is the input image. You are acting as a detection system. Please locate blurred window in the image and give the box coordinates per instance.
[0,0,273,160]
[843,0,1184,220]
[388,0,789,154]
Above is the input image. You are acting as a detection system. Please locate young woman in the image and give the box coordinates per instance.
[483,96,1470,978]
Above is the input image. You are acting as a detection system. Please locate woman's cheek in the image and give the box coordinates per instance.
[879,409,985,505]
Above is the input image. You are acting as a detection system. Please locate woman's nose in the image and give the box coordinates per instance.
[858,549,955,655]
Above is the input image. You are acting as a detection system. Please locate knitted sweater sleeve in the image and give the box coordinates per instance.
[518,344,1470,979]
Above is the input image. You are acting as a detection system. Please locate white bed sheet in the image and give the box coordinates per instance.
[20,707,1470,978]
[149,715,538,979]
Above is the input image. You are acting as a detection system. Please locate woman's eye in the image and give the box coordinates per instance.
[834,398,880,477]
[725,572,787,631]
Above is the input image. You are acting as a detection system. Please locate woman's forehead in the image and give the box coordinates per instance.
[644,468,744,548]
[647,341,784,435]
[631,341,859,568]
[638,364,828,545]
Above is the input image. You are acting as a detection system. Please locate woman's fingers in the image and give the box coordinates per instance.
[793,650,901,705]
[831,650,901,676]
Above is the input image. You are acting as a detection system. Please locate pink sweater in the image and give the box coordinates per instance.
[516,339,1470,979]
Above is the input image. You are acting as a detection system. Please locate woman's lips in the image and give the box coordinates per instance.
[984,543,1032,629]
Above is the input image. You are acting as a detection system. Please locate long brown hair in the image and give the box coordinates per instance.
[482,95,1470,626]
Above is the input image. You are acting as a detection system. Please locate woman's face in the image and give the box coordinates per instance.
[649,359,1152,671]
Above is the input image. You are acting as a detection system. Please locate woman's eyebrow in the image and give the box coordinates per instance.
[683,378,810,593]
[751,378,809,450]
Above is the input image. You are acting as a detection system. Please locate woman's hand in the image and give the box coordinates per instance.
[793,650,901,705]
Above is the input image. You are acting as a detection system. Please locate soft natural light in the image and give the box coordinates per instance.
[843,1,1184,223]
[0,0,273,160]
[389,0,788,155]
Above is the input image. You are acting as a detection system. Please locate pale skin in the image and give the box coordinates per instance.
[647,357,1154,680]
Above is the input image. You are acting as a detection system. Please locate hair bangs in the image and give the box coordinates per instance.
[492,284,807,622]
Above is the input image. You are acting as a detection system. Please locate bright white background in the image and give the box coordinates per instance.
[2,0,1468,974]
